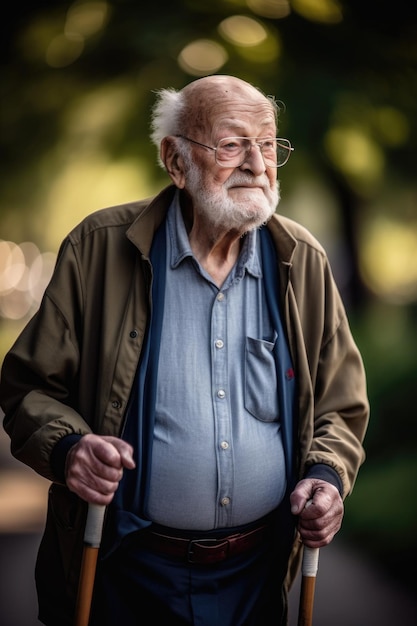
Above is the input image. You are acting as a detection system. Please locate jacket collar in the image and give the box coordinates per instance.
[266,213,297,266]
[126,184,177,256]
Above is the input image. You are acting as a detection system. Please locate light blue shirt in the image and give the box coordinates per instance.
[146,191,286,530]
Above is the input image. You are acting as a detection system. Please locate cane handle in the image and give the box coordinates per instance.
[302,546,319,577]
[83,503,106,547]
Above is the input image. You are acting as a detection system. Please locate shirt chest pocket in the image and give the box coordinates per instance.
[244,333,279,422]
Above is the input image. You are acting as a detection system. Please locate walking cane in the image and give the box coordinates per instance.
[297,546,320,626]
[74,503,106,626]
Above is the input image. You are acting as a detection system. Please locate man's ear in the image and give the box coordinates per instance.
[160,137,186,188]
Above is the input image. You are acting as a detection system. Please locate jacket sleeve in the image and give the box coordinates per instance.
[0,238,92,482]
[307,309,369,497]
[298,254,369,498]
[281,220,370,499]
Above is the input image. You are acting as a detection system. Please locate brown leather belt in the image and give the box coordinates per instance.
[142,523,271,565]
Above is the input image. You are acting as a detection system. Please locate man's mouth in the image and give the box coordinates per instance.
[229,183,264,190]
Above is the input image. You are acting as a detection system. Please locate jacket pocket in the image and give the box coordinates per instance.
[244,333,279,422]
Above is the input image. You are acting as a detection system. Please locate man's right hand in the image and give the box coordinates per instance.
[65,434,136,505]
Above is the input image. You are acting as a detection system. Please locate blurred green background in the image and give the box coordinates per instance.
[1,0,416,597]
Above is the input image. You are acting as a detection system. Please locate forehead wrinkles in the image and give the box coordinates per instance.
[211,101,276,134]
[183,85,276,137]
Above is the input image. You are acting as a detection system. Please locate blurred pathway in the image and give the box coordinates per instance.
[288,537,417,625]
[0,531,416,626]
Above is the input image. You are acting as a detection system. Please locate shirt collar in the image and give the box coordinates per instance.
[167,189,262,278]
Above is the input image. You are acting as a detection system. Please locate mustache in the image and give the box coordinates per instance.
[224,174,270,188]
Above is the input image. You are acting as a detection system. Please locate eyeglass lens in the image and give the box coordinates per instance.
[215,138,291,168]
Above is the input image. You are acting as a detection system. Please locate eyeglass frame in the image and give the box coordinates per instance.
[175,135,294,168]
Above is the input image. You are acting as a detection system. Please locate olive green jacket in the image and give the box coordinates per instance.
[0,184,369,624]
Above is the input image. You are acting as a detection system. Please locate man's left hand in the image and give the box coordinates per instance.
[290,478,344,548]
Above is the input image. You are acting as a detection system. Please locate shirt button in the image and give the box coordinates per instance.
[129,330,138,339]
[220,441,229,449]
[215,339,224,349]
[111,400,121,409]
[217,292,224,301]
[217,389,226,399]
[221,497,230,506]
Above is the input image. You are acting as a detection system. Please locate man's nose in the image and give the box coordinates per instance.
[240,143,267,175]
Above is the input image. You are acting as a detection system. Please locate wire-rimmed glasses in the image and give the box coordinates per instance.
[177,135,294,168]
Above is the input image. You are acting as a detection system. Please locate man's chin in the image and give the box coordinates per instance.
[245,201,276,221]
[248,212,274,230]
[233,206,275,231]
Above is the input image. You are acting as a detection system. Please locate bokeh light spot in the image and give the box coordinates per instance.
[291,0,343,23]
[178,39,228,76]
[0,241,56,320]
[45,32,84,68]
[218,15,268,47]
[324,126,384,189]
[374,107,409,147]
[246,0,291,19]
[360,217,417,303]
[65,1,109,38]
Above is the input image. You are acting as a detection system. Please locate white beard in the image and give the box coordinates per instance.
[184,164,280,232]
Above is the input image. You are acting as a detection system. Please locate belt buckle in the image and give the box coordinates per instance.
[186,537,223,564]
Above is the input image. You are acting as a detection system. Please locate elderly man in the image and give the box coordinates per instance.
[0,75,369,626]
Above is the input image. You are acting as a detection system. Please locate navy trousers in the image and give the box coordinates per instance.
[90,519,292,626]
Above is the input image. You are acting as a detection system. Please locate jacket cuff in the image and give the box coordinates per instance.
[304,463,343,496]
[50,433,83,483]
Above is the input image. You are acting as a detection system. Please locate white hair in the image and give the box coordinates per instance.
[150,88,187,168]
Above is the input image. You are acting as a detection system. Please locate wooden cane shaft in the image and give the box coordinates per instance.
[297,575,317,626]
[74,546,99,626]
